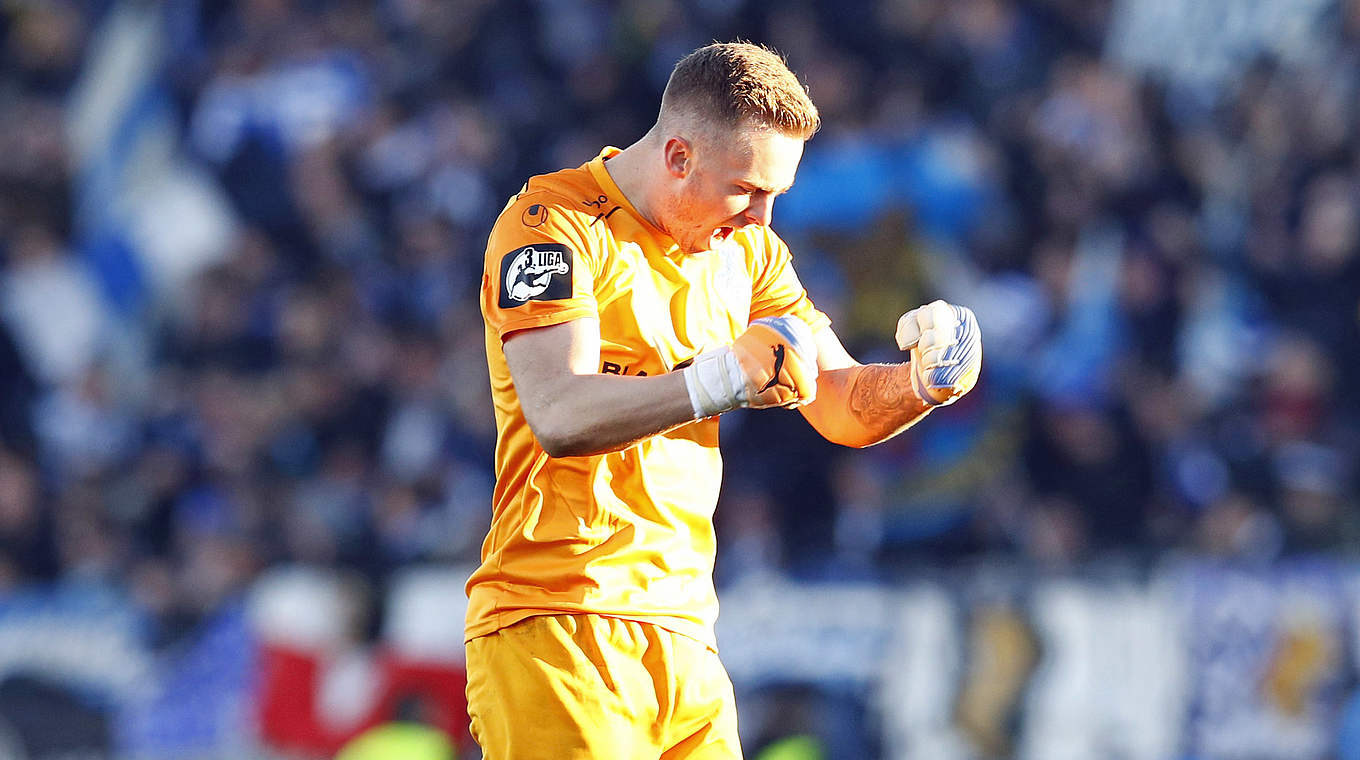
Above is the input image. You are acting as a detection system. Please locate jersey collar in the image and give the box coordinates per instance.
[587,147,676,245]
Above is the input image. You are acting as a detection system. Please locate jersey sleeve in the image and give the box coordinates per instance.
[748,227,832,333]
[482,191,601,339]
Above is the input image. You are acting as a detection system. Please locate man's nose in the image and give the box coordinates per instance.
[744,192,775,227]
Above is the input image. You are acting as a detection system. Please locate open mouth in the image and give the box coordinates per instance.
[711,226,734,244]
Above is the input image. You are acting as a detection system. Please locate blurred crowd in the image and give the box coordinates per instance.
[0,0,1358,653]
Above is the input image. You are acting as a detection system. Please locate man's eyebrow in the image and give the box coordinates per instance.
[739,181,792,195]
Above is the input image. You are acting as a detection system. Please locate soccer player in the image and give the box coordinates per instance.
[467,42,981,759]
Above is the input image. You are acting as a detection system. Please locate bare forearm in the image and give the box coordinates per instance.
[523,371,697,457]
[801,363,933,448]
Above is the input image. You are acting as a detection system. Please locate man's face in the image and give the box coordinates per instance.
[661,127,805,254]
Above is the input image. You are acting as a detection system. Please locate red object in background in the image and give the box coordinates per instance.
[256,641,470,756]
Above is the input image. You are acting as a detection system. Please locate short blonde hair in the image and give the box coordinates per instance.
[660,42,820,140]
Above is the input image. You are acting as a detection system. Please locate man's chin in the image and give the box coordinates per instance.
[675,227,734,254]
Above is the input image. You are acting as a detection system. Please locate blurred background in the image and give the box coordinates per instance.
[1,0,1358,758]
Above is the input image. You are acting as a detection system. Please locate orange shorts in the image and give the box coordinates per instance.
[465,613,742,759]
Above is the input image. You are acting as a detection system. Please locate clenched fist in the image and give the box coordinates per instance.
[684,316,819,418]
[895,300,981,406]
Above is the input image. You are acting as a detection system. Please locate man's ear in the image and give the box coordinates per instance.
[662,136,691,179]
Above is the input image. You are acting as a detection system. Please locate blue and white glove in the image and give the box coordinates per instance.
[895,300,981,406]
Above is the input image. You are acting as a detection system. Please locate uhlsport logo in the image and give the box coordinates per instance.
[521,203,548,228]
[499,243,573,308]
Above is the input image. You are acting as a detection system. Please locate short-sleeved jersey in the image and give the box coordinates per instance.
[467,147,829,648]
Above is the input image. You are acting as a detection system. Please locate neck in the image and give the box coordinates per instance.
[602,136,665,232]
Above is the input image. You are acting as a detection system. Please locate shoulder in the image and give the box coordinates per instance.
[492,166,612,241]
[512,162,613,219]
[488,195,592,258]
[496,189,594,235]
[485,168,621,286]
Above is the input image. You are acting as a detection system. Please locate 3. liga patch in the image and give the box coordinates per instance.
[498,243,573,308]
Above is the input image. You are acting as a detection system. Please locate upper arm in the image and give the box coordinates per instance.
[499,316,697,457]
[503,318,601,427]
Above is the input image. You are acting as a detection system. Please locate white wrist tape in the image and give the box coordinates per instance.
[682,347,748,419]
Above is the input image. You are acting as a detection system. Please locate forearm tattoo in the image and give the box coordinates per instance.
[848,363,924,436]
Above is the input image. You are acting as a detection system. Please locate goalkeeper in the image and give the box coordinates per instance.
[468,41,981,759]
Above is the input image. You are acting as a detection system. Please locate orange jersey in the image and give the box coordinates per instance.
[468,147,829,647]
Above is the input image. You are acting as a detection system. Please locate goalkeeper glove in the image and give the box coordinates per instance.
[895,300,982,406]
[683,316,819,418]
